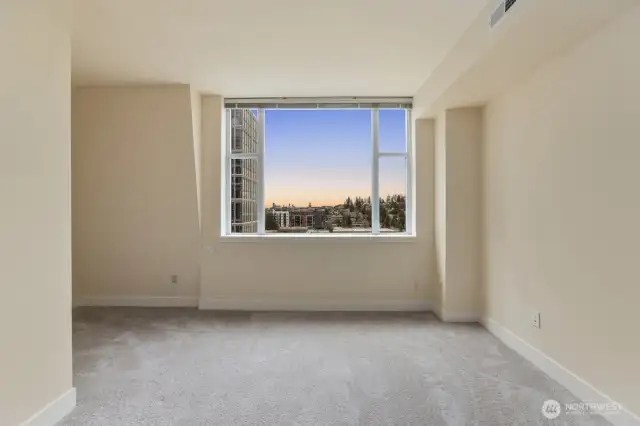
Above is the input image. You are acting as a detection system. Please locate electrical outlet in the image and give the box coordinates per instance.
[532,311,541,329]
[171,275,178,284]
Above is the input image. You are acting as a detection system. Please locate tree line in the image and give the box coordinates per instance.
[264,194,406,231]
[341,195,406,231]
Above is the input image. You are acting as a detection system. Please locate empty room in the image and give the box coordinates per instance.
[1,0,639,425]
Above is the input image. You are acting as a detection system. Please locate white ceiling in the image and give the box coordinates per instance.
[71,0,488,97]
[413,0,640,117]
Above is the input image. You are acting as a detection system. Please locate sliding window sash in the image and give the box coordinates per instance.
[371,109,411,235]
[225,109,264,235]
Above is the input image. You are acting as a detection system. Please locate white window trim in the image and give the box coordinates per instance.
[222,108,414,238]
[217,233,417,243]
[405,109,414,235]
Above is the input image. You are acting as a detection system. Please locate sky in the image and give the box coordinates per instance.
[264,109,407,207]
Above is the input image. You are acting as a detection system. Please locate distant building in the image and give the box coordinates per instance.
[272,210,290,228]
[269,206,329,231]
[290,208,315,228]
[313,209,326,229]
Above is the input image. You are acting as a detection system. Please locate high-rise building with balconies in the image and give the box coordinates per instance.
[229,109,258,233]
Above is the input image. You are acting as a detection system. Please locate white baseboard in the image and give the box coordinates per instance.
[482,317,640,426]
[438,311,482,323]
[199,298,432,312]
[76,296,199,307]
[76,296,431,312]
[21,387,76,426]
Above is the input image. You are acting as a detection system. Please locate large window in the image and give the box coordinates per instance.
[223,103,412,236]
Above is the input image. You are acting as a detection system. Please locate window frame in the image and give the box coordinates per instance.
[222,107,413,237]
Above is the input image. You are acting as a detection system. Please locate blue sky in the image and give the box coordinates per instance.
[264,109,407,207]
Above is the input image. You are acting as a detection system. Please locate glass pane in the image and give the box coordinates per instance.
[379,109,407,153]
[264,109,372,234]
[229,109,259,154]
[229,158,258,233]
[379,156,407,233]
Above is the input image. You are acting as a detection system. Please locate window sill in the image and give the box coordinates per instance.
[216,233,417,243]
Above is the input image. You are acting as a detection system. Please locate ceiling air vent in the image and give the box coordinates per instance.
[490,0,518,29]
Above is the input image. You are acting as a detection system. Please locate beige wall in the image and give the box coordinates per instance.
[434,112,446,316]
[0,1,73,424]
[483,5,640,416]
[191,88,203,230]
[198,96,437,309]
[72,85,201,305]
[434,108,483,320]
[444,107,483,318]
[71,90,439,309]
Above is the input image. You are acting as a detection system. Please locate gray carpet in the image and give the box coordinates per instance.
[60,308,611,426]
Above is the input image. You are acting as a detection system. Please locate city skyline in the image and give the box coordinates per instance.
[264,109,407,206]
[266,193,404,209]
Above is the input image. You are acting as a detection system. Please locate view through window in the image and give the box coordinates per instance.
[225,107,411,235]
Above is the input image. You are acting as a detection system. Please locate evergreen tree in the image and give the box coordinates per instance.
[344,196,355,212]
[325,218,334,233]
[355,197,363,212]
[382,215,391,229]
[398,210,406,231]
[343,212,352,228]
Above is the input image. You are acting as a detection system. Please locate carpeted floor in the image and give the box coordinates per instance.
[60,308,611,426]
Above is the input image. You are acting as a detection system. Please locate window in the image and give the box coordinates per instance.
[223,103,412,236]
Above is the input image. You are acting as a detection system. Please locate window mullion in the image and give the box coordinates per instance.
[371,108,380,234]
[257,109,266,235]
[405,109,413,235]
